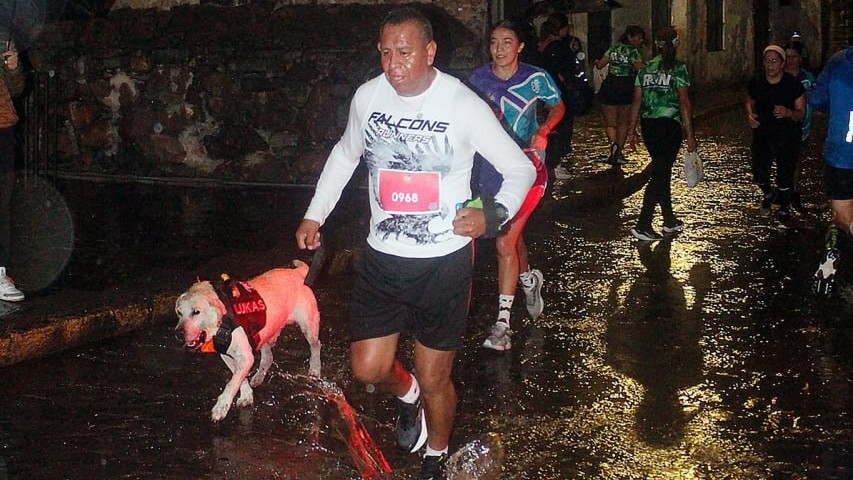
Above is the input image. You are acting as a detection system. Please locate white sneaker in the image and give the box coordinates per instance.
[0,267,25,302]
[521,269,544,319]
[554,164,571,180]
[482,322,512,351]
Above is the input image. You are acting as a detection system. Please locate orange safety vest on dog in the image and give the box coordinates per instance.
[200,274,267,354]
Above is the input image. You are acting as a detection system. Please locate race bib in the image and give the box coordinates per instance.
[378,168,441,214]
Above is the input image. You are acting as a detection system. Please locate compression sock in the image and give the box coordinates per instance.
[397,374,420,404]
[498,294,514,326]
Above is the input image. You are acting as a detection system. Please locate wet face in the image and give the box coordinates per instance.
[490,27,523,71]
[378,20,437,97]
[763,51,785,77]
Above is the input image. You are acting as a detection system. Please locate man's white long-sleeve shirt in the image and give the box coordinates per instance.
[304,68,536,258]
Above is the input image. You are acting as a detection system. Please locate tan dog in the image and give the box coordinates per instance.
[174,261,321,422]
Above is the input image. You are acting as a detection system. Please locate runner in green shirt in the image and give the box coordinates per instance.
[627,26,697,241]
[595,25,645,166]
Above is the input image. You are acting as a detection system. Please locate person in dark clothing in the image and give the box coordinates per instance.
[537,12,586,179]
[746,45,806,223]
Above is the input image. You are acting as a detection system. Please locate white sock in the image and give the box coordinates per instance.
[397,374,420,404]
[497,294,514,325]
[425,445,448,457]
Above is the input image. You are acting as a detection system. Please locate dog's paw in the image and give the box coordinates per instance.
[211,398,232,422]
[249,371,266,388]
[236,391,254,409]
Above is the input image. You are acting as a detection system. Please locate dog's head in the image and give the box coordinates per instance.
[174,281,225,351]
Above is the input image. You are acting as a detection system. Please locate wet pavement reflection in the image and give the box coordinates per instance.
[0,107,851,479]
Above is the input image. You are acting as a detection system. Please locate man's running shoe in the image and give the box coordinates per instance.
[419,453,448,480]
[522,269,544,319]
[631,226,663,242]
[0,268,24,302]
[482,322,512,351]
[662,219,684,234]
[812,249,840,297]
[396,396,428,453]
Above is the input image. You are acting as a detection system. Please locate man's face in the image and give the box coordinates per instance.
[378,21,437,96]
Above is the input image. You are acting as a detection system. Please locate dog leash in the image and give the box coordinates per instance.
[303,243,327,287]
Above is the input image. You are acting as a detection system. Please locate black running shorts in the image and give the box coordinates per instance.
[599,75,635,106]
[349,243,473,351]
[825,164,853,200]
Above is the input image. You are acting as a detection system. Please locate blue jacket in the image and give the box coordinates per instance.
[809,47,853,169]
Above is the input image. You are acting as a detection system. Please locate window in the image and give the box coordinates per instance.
[707,0,724,52]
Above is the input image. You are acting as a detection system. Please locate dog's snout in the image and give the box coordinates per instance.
[174,327,184,342]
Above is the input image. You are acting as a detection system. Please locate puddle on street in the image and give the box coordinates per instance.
[0,108,850,479]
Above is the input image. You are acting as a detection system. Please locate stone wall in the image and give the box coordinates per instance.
[27,1,488,184]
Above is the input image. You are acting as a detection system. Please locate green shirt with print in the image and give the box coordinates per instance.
[604,43,642,77]
[634,55,691,123]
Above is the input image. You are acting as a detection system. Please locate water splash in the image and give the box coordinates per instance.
[278,373,392,478]
[446,432,504,480]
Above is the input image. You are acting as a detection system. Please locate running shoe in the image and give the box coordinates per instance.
[482,322,512,351]
[0,268,24,302]
[662,219,684,234]
[522,269,544,319]
[396,396,428,453]
[614,153,629,165]
[777,208,791,223]
[554,164,571,180]
[812,249,840,297]
[419,453,448,480]
[631,226,663,242]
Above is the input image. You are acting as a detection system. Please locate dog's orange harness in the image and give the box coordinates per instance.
[200,274,268,354]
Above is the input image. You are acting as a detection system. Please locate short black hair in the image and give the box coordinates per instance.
[380,7,434,43]
[783,40,804,55]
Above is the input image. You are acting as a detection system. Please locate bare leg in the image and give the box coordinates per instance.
[601,104,618,145]
[413,341,457,451]
[350,334,411,397]
[615,104,633,150]
[831,199,853,234]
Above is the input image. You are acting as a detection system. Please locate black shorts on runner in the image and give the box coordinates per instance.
[349,243,473,351]
[825,164,853,200]
[599,75,634,106]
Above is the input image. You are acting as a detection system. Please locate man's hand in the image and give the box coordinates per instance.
[295,219,322,250]
[452,207,486,238]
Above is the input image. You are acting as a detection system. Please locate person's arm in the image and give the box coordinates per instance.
[677,86,697,152]
[595,53,610,70]
[530,100,565,151]
[626,86,642,151]
[774,93,806,122]
[2,48,24,97]
[746,97,760,129]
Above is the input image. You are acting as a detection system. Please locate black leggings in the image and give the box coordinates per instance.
[638,118,682,228]
[751,125,799,206]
